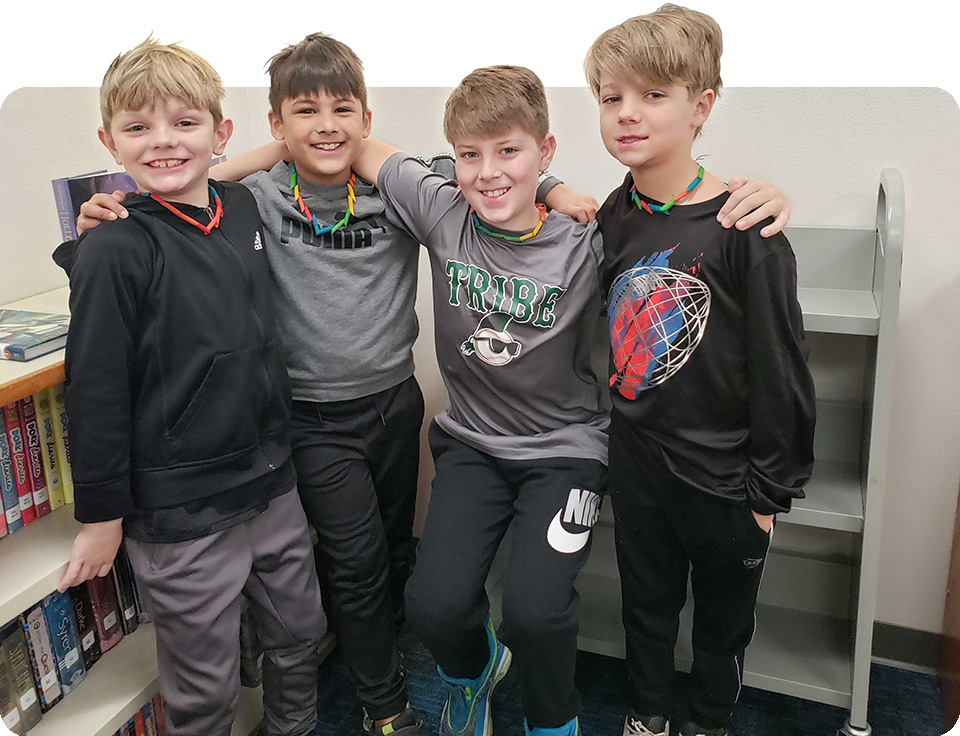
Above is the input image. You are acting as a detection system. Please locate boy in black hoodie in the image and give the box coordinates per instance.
[53,37,325,736]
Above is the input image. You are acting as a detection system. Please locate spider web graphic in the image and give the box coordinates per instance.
[608,266,711,399]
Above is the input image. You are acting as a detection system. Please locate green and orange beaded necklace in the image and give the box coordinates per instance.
[471,204,548,243]
[631,165,704,215]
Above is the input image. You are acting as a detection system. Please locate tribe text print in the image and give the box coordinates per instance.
[444,260,567,328]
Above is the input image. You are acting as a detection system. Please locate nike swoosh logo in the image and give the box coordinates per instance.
[547,510,591,554]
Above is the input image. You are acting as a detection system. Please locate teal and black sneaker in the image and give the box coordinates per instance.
[524,716,581,735]
[438,618,512,736]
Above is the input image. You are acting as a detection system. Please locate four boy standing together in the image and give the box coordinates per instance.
[55,5,813,736]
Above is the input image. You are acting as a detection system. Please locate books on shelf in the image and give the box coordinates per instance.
[51,169,138,243]
[19,604,63,712]
[41,591,87,696]
[68,582,103,672]
[87,575,125,654]
[3,403,35,527]
[0,310,70,363]
[0,621,43,734]
[0,429,20,535]
[0,385,75,542]
[46,385,73,506]
[112,543,140,636]
[32,391,65,511]
[17,396,51,520]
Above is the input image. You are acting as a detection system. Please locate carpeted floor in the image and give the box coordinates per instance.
[312,625,950,736]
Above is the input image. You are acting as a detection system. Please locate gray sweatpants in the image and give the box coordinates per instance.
[126,487,326,736]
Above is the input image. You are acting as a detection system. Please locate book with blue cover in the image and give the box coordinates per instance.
[41,591,87,695]
[51,169,138,242]
[0,311,70,362]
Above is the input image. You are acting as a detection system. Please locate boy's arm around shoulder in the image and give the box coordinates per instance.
[739,227,816,516]
[360,139,464,245]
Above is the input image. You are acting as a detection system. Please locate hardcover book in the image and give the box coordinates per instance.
[17,397,51,519]
[0,430,21,534]
[32,391,65,510]
[41,591,87,694]
[68,583,102,670]
[51,169,137,242]
[86,576,125,653]
[111,543,140,635]
[46,385,73,505]
[0,621,43,733]
[0,310,70,362]
[3,404,35,526]
[19,605,63,712]
[0,498,6,539]
[142,699,157,736]
[152,691,168,736]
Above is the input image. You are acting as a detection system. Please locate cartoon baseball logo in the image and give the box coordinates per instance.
[460,312,523,367]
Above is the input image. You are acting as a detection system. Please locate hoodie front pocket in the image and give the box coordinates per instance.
[168,346,263,462]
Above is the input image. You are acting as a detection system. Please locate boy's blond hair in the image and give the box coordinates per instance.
[443,65,550,144]
[267,33,367,115]
[584,4,723,100]
[100,37,225,130]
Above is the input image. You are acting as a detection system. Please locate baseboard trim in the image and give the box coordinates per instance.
[872,622,941,672]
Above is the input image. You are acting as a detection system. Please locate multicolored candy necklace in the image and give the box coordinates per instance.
[471,204,547,243]
[139,185,223,235]
[631,165,705,215]
[290,163,356,236]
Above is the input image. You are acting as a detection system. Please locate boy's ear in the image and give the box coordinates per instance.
[213,117,234,156]
[692,89,716,129]
[538,133,558,172]
[98,127,123,166]
[268,109,284,142]
[362,108,372,139]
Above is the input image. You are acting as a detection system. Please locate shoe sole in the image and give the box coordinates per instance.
[481,645,512,736]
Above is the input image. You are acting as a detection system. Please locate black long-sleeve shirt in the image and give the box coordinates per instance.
[598,175,815,514]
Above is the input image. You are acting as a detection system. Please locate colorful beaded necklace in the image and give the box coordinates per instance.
[139,185,223,235]
[631,165,705,215]
[290,163,356,236]
[471,204,547,243]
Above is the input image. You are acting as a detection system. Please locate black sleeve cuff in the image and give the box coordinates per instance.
[74,476,136,523]
[744,468,805,515]
[536,172,562,204]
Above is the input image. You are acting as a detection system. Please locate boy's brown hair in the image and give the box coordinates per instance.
[100,37,225,130]
[267,32,367,115]
[443,65,550,144]
[583,4,723,100]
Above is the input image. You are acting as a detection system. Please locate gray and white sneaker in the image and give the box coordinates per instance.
[623,713,669,736]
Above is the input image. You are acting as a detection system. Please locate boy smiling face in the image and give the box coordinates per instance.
[100,96,233,207]
[453,126,556,233]
[269,89,372,186]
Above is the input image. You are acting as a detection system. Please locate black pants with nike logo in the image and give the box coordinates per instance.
[406,421,607,729]
[609,426,772,730]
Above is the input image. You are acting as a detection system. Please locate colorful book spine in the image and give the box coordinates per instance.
[32,391,65,511]
[86,576,124,653]
[3,404,35,526]
[135,707,146,735]
[68,583,102,670]
[0,622,42,734]
[152,691,167,736]
[112,543,140,635]
[19,605,63,712]
[46,385,73,505]
[51,175,79,242]
[0,640,21,734]
[41,592,87,695]
[0,429,22,534]
[17,397,51,518]
[143,699,157,736]
[0,492,6,539]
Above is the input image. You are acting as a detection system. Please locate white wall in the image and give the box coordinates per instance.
[1,86,958,635]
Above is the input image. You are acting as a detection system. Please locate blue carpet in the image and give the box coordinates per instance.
[314,627,949,736]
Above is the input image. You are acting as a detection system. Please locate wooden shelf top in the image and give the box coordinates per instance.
[0,287,69,406]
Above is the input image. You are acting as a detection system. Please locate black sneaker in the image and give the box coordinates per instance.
[679,721,727,736]
[623,713,669,736]
[364,706,423,736]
